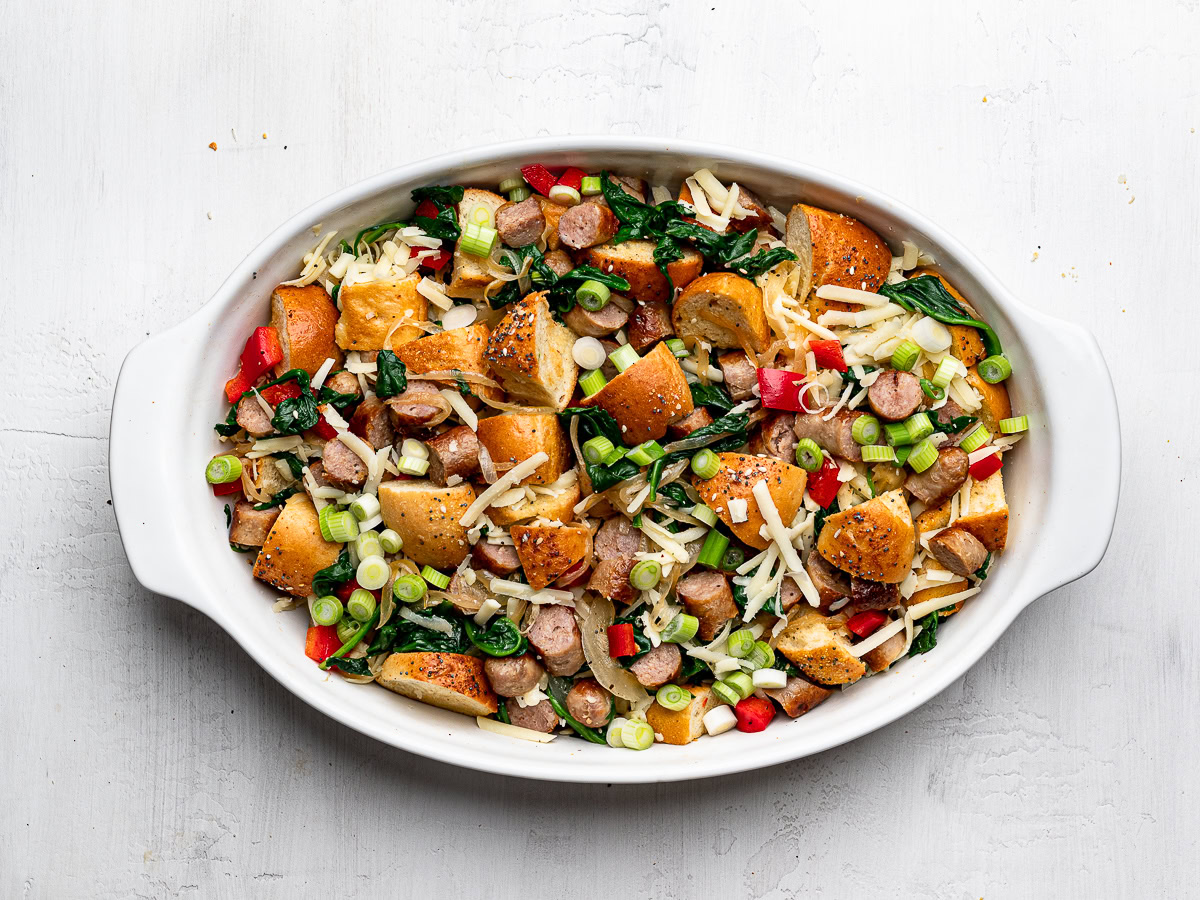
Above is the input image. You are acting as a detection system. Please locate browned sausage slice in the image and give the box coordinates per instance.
[718,351,757,401]
[806,552,851,607]
[495,196,546,248]
[349,396,394,450]
[904,446,968,506]
[321,439,367,490]
[543,249,575,277]
[868,370,923,422]
[727,185,773,234]
[426,425,481,486]
[668,407,713,439]
[484,653,545,697]
[629,643,682,689]
[848,577,900,614]
[385,380,452,429]
[526,604,585,676]
[229,500,281,547]
[764,676,832,717]
[445,571,488,614]
[236,395,274,438]
[472,540,522,576]
[564,301,628,338]
[626,301,675,352]
[558,201,618,250]
[675,571,739,641]
[326,370,361,398]
[779,576,804,611]
[586,517,644,605]
[793,409,863,461]
[750,412,798,463]
[505,698,559,733]
[863,630,906,673]
[928,526,988,576]
[565,679,612,728]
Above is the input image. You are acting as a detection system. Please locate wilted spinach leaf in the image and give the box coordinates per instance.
[367,602,470,655]
[373,350,408,399]
[464,616,527,657]
[312,550,355,598]
[908,612,939,657]
[879,275,1002,356]
[689,382,734,415]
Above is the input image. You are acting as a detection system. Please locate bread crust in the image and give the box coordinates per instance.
[475,412,570,485]
[377,652,498,716]
[692,452,807,550]
[377,480,477,568]
[510,524,592,590]
[800,205,891,319]
[775,609,866,685]
[486,292,578,411]
[965,367,1013,435]
[646,684,712,745]
[672,272,770,354]
[334,276,429,351]
[580,341,693,444]
[447,188,508,300]
[270,284,343,377]
[581,240,703,304]
[487,483,581,526]
[252,494,342,597]
[394,323,499,399]
[906,563,972,618]
[816,489,916,583]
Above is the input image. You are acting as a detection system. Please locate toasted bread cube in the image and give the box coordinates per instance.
[581,240,703,305]
[394,322,499,399]
[580,341,694,445]
[447,188,509,300]
[270,284,343,377]
[486,292,578,410]
[776,609,866,686]
[335,276,428,352]
[252,494,342,597]
[914,467,1008,552]
[692,453,807,551]
[672,272,770,354]
[488,482,581,526]
[377,480,477,569]
[816,489,916,583]
[377,652,498,716]
[646,685,712,745]
[510,524,591,591]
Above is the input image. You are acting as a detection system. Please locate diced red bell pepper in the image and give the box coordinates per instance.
[607,623,637,658]
[305,625,343,663]
[520,164,558,197]
[757,368,807,412]
[417,248,452,271]
[556,167,587,191]
[734,696,777,733]
[212,480,242,497]
[969,452,1003,482]
[259,381,302,406]
[311,405,339,440]
[810,339,848,373]
[847,609,889,638]
[414,199,439,219]
[335,578,362,601]
[554,558,591,589]
[806,452,841,509]
[224,326,283,403]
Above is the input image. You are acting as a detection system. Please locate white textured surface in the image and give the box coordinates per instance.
[2,1,1195,896]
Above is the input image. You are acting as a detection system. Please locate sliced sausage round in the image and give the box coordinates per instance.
[321,438,367,490]
[564,301,628,338]
[558,201,618,250]
[806,552,851,607]
[484,653,545,697]
[928,526,988,576]
[495,196,546,248]
[526,604,586,676]
[229,500,281,547]
[904,446,969,506]
[868,369,923,422]
[848,577,900,613]
[727,185,773,234]
[586,517,644,605]
[349,396,394,450]
[717,351,758,402]
[472,540,521,576]
[764,676,832,718]
[626,301,675,352]
[793,410,863,461]
[385,380,452,429]
[543,249,575,278]
[676,571,738,641]
[445,570,488,614]
[505,698,559,733]
[629,643,682,689]
[863,630,906,673]
[426,425,480,486]
[565,679,612,728]
[779,576,804,611]
[750,412,798,463]
[668,407,713,439]
[325,370,361,398]
[236,394,274,438]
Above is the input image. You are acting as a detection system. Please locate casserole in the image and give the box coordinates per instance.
[110,137,1120,783]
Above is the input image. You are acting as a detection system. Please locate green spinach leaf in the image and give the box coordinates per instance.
[253,487,297,511]
[661,412,750,465]
[879,275,1002,356]
[545,265,631,314]
[658,482,691,508]
[312,550,355,598]
[464,616,528,657]
[932,414,977,435]
[367,602,470,655]
[689,382,734,415]
[373,350,408,399]
[325,656,373,677]
[908,612,939,657]
[974,552,993,580]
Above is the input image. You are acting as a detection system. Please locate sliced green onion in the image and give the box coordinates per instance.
[392,573,427,603]
[205,455,243,484]
[919,378,945,401]
[508,186,531,203]
[356,555,390,591]
[378,529,403,554]
[354,532,383,561]
[346,588,377,622]
[959,425,991,453]
[884,421,914,446]
[661,613,699,644]
[999,415,1028,434]
[349,494,381,522]
[752,667,788,689]
[723,671,754,700]
[582,435,615,464]
[665,338,689,358]
[655,684,692,712]
[321,508,359,543]
[794,437,823,472]
[471,205,493,225]
[312,595,344,627]
[697,529,729,569]
[722,547,746,571]
[318,503,337,541]
[746,641,775,670]
[575,279,611,312]
[580,175,603,196]
[852,415,881,445]
[609,343,640,373]
[890,339,920,371]
[626,440,665,466]
[548,184,581,206]
[977,354,1012,384]
[861,445,896,463]
[601,446,628,466]
[606,716,628,748]
[421,565,451,590]
[712,681,741,707]
[498,175,524,193]
[907,438,938,473]
[629,559,662,591]
[905,412,934,442]
[579,369,607,397]
[691,448,721,480]
[398,455,430,477]
[726,629,755,659]
[336,616,362,645]
[400,438,428,460]
[893,445,913,466]
[620,719,654,751]
[691,504,718,526]
[459,222,498,258]
[931,357,958,389]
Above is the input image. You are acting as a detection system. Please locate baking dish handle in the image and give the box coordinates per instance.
[1018,317,1121,598]
[109,330,214,618]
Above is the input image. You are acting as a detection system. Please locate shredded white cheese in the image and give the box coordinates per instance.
[459,452,549,526]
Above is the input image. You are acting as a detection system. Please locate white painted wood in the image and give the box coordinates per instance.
[1,0,1195,895]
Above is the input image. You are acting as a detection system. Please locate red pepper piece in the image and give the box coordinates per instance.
[310,404,339,440]
[805,452,841,508]
[520,164,558,197]
[304,625,343,663]
[734,696,777,733]
[334,578,362,601]
[969,453,1003,481]
[556,167,587,191]
[224,326,283,402]
[607,623,637,658]
[212,480,242,497]
[554,558,591,589]
[259,382,302,406]
[413,199,439,219]
[810,339,848,373]
[847,609,889,638]
[417,248,452,271]
[756,368,807,412]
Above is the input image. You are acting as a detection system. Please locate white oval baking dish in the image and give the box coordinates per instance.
[109,137,1120,783]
